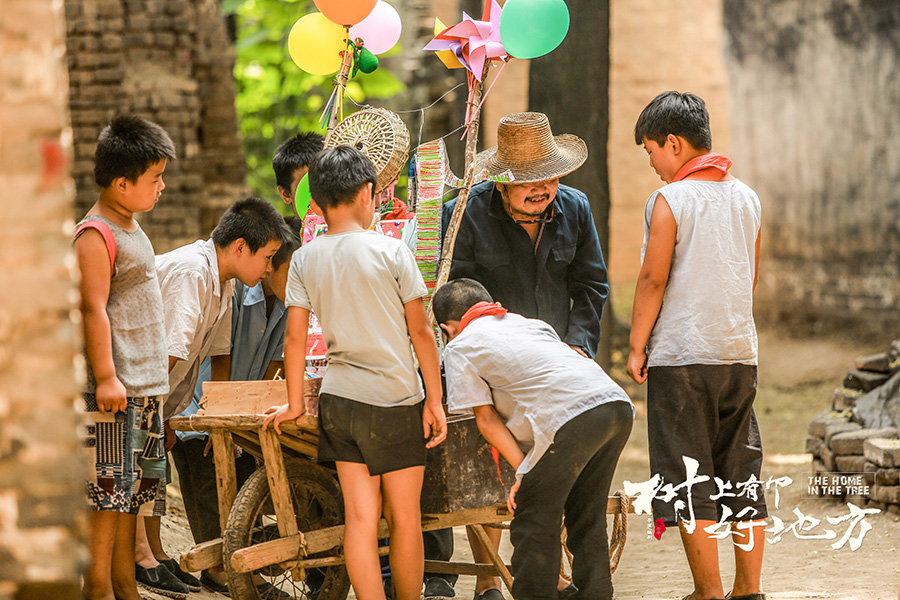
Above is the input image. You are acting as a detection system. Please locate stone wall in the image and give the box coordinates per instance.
[0,1,85,597]
[64,0,247,252]
[724,0,900,334]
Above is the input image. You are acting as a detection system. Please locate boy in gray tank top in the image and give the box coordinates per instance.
[627,92,766,600]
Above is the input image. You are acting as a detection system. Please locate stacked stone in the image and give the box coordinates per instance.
[63,0,246,252]
[806,339,900,511]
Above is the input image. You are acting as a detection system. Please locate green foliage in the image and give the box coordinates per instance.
[228,0,406,208]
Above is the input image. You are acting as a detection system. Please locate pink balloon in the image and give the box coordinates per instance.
[349,1,402,55]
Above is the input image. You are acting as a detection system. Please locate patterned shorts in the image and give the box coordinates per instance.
[83,394,166,515]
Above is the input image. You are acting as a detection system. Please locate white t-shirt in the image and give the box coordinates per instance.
[285,230,427,407]
[641,179,761,367]
[156,239,233,419]
[443,313,632,479]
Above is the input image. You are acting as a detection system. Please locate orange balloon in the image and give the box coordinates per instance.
[314,0,377,27]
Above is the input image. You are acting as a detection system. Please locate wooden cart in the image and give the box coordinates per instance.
[170,380,632,600]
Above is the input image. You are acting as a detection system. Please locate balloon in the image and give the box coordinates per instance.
[349,1,402,55]
[294,173,311,218]
[288,13,347,75]
[314,0,377,27]
[499,0,570,59]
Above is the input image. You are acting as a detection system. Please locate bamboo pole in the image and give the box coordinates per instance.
[327,39,355,135]
[429,61,492,324]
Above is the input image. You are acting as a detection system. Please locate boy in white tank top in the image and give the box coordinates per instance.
[627,91,765,600]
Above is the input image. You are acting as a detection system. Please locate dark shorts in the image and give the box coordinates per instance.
[317,393,427,476]
[647,364,767,526]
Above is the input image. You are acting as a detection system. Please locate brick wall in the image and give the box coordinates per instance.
[0,0,85,597]
[725,0,900,334]
[64,0,247,252]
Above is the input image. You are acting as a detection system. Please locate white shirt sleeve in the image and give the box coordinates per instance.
[284,251,311,309]
[209,300,232,356]
[160,269,205,360]
[443,345,494,414]
[396,243,427,304]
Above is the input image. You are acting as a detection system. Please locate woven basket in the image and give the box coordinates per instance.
[325,107,410,194]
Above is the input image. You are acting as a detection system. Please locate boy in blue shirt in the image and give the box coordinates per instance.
[264,145,447,600]
[627,91,765,600]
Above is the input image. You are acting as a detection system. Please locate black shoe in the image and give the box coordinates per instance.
[201,570,231,596]
[473,589,504,600]
[256,580,295,599]
[726,594,766,600]
[135,563,189,599]
[160,558,202,592]
[558,583,578,600]
[383,577,393,600]
[425,577,456,600]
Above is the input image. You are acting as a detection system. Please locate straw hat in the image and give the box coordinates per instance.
[474,112,588,184]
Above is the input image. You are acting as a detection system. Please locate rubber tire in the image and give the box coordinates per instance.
[223,459,350,600]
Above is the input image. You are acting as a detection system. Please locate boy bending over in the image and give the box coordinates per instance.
[263,145,447,600]
[628,91,765,600]
[433,278,634,600]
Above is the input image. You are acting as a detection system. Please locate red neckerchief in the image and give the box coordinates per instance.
[458,301,508,334]
[672,152,733,182]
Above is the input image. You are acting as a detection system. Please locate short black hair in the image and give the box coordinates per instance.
[634,91,712,151]
[212,197,292,252]
[308,145,378,212]
[432,278,493,325]
[271,216,302,270]
[94,115,176,188]
[272,132,325,191]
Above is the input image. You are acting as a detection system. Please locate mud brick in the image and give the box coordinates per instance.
[856,352,891,373]
[835,455,868,472]
[868,499,886,510]
[862,471,876,488]
[830,428,898,455]
[824,422,861,445]
[876,468,900,486]
[806,436,825,457]
[864,461,878,472]
[864,437,900,467]
[843,369,891,393]
[832,387,862,411]
[872,485,900,504]
[808,410,852,438]
[812,458,827,475]
[889,504,900,516]
[846,494,868,505]
[820,444,836,472]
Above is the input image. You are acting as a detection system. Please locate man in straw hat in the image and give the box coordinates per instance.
[440,112,608,600]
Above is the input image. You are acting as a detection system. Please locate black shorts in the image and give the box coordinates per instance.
[647,364,767,526]
[316,393,427,476]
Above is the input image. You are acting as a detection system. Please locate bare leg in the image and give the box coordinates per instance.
[110,513,143,600]
[336,461,386,600]
[134,516,161,568]
[381,466,426,600]
[144,514,171,561]
[730,520,765,596]
[679,520,725,600]
[465,525,502,594]
[84,510,118,600]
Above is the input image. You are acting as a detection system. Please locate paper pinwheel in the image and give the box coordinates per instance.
[423,0,507,81]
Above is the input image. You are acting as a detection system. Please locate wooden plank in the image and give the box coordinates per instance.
[180,538,223,572]
[423,560,509,577]
[259,428,305,580]
[469,524,514,592]
[170,413,319,435]
[210,430,238,535]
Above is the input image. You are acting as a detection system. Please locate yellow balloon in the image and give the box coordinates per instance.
[288,13,347,75]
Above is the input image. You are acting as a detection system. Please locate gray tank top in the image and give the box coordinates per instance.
[75,215,169,397]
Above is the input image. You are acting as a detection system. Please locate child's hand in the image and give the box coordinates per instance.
[507,479,520,515]
[626,348,648,384]
[262,403,304,434]
[95,375,127,413]
[423,401,447,448]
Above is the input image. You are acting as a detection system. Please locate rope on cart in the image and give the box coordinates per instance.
[559,490,630,579]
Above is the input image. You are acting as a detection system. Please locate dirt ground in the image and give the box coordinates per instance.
[157,328,900,600]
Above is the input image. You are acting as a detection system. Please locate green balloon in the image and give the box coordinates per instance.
[499,0,570,59]
[294,173,311,218]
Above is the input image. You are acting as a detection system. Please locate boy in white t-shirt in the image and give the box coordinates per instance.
[433,278,633,600]
[263,145,447,600]
[628,91,765,600]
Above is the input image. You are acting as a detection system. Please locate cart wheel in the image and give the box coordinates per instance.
[224,459,350,600]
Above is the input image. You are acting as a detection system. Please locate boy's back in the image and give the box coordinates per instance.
[643,178,761,366]
[286,229,426,406]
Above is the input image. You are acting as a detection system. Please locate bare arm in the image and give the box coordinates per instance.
[753,230,761,294]
[76,229,125,413]
[471,404,525,470]
[262,306,308,433]
[627,194,676,384]
[404,297,447,447]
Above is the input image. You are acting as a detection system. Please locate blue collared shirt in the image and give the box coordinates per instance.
[442,181,609,357]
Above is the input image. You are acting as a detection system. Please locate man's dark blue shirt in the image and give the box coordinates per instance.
[441,181,609,357]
